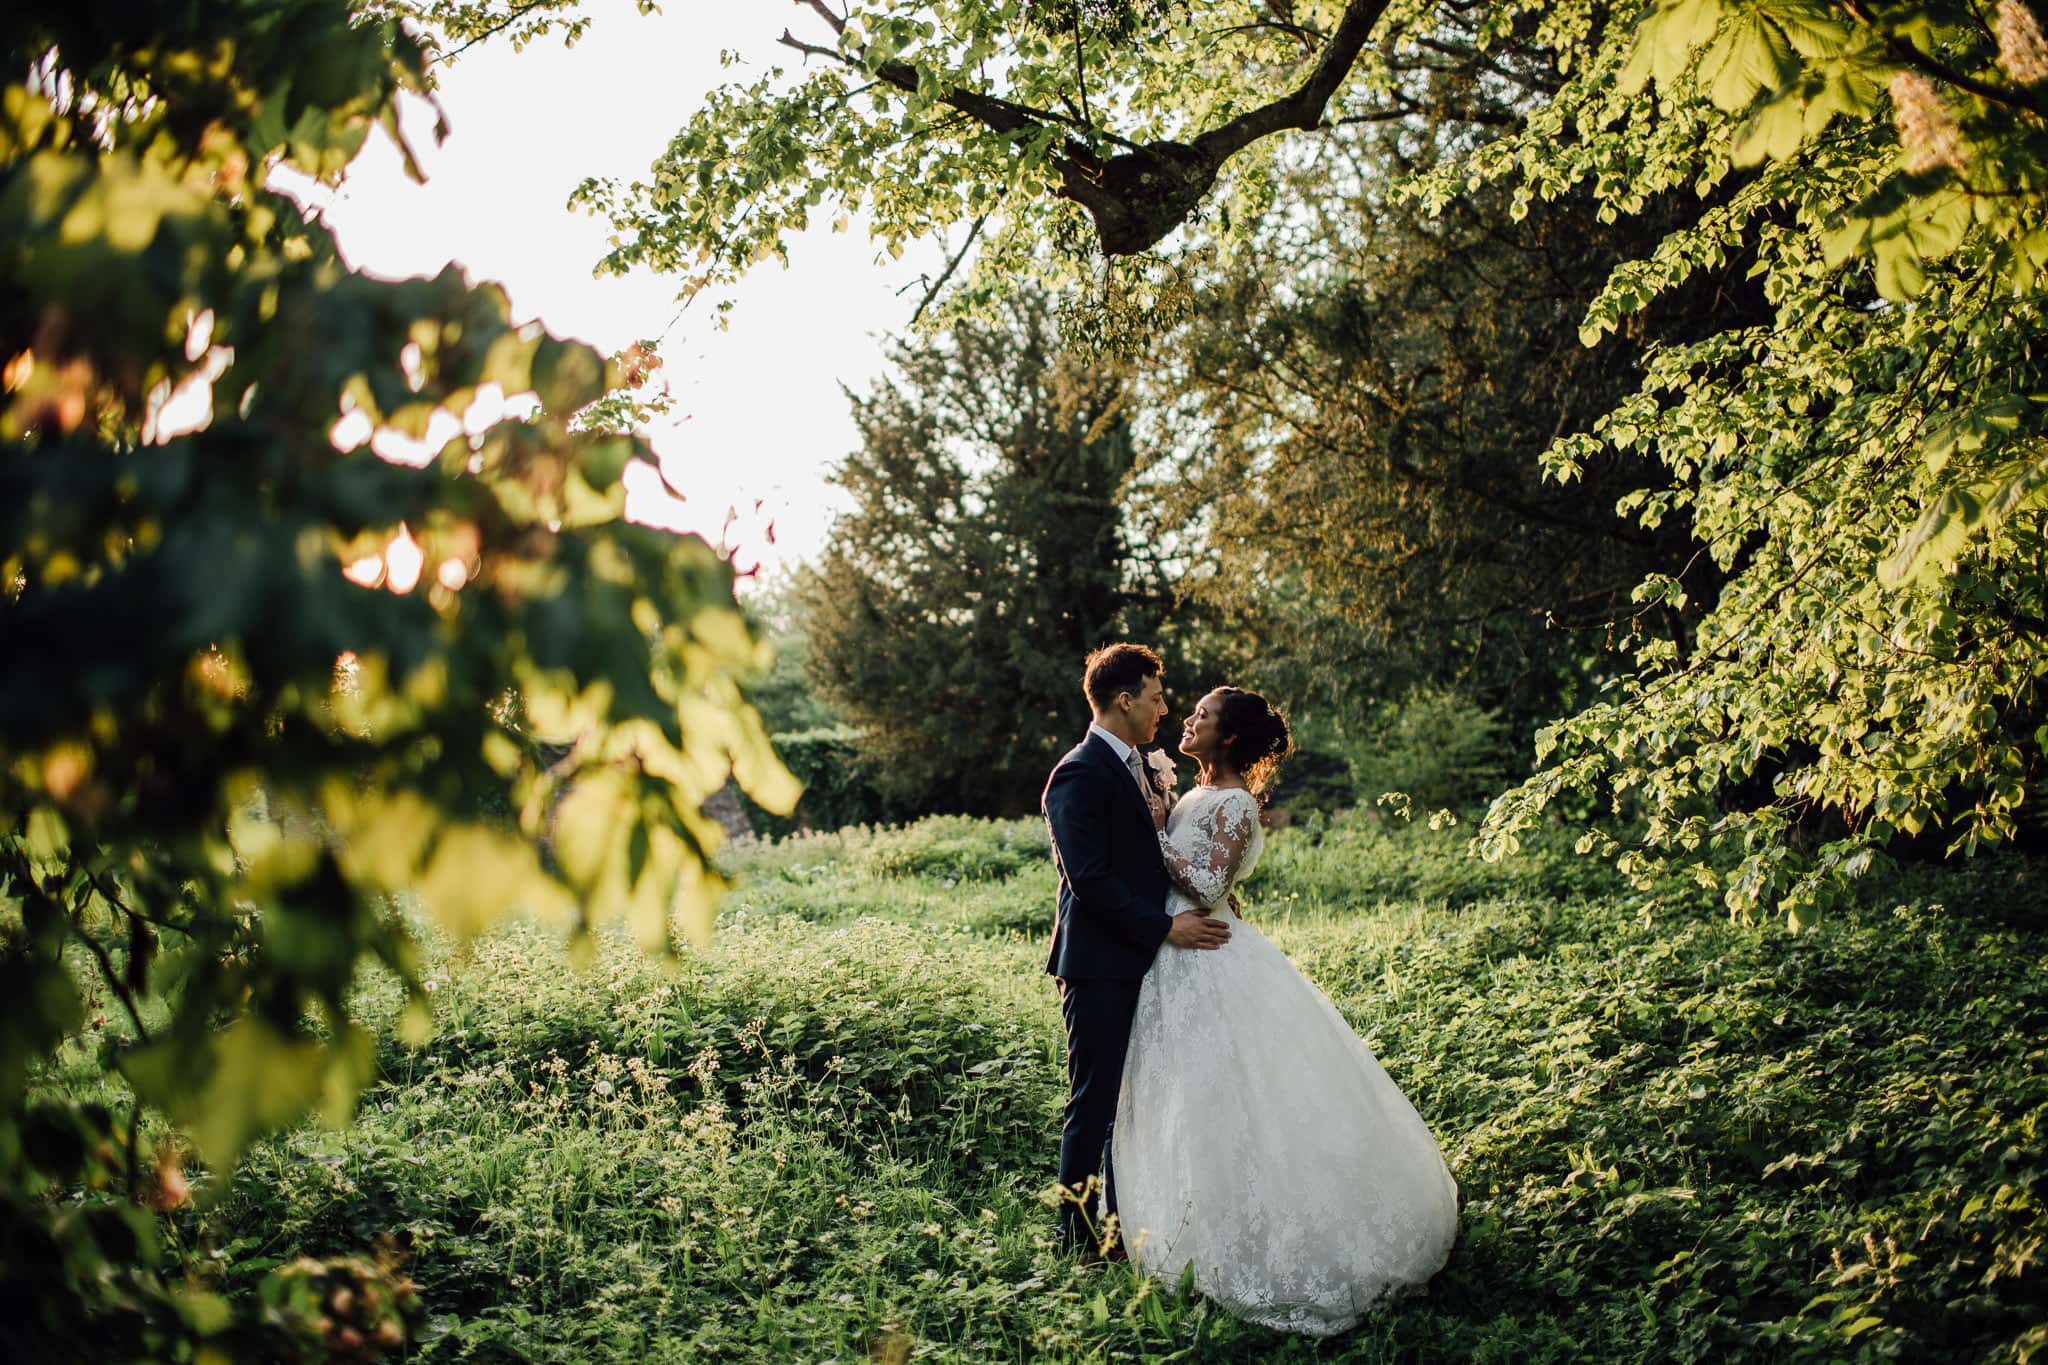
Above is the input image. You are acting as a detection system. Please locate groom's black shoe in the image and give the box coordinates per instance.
[1069,1241,1121,1268]
[1056,1222,1101,1264]
[1059,1219,1129,1267]
[1056,1211,1120,1266]
[1071,1241,1129,1268]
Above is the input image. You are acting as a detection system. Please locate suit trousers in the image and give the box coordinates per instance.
[1055,976,1143,1253]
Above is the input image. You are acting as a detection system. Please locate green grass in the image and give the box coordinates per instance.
[171,815,2048,1362]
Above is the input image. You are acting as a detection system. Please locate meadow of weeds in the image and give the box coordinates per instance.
[163,814,2047,1362]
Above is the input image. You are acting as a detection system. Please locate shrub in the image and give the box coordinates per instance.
[1249,808,1637,914]
[855,818,1050,883]
[1266,743,1356,822]
[1345,685,1515,812]
[744,728,899,838]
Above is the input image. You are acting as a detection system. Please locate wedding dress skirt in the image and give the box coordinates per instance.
[1114,790,1459,1336]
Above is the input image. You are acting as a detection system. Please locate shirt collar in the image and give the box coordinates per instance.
[1087,721,1137,766]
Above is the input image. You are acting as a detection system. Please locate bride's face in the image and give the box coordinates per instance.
[1178,690,1228,761]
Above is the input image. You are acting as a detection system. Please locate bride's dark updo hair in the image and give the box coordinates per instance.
[1212,687,1294,799]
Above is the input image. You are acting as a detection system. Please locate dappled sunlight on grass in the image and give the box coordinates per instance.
[176,816,2048,1363]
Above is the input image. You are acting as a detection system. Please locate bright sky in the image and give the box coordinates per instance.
[298,1,944,578]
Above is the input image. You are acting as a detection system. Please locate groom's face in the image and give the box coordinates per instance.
[1124,674,1167,744]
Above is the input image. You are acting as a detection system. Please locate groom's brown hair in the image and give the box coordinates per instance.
[1083,642,1163,712]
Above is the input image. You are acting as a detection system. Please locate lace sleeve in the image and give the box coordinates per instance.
[1158,791,1258,908]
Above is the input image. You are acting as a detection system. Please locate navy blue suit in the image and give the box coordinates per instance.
[1042,733,1173,1253]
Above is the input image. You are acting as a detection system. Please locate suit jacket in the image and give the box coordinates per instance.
[1042,732,1173,980]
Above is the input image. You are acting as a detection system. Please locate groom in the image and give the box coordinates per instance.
[1042,642,1231,1259]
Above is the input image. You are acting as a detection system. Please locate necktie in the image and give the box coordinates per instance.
[1126,749,1147,792]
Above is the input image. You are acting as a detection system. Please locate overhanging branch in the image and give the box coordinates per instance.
[1193,0,1394,164]
[779,0,1398,256]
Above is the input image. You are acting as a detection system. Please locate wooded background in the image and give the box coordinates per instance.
[4,0,2045,1356]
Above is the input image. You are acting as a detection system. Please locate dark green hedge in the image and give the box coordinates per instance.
[741,727,902,839]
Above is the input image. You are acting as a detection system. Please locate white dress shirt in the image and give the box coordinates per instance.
[1088,721,1148,792]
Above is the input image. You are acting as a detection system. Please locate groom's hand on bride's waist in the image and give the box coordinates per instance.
[1167,910,1231,950]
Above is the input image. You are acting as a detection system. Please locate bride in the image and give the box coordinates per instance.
[1112,686,1460,1336]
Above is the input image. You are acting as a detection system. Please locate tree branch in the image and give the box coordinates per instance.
[777,28,1140,146]
[779,0,1398,257]
[67,902,152,1046]
[1211,19,1329,51]
[799,0,847,35]
[911,212,990,326]
[428,0,558,68]
[778,30,839,61]
[1193,0,1396,164]
[1072,6,1094,134]
[1842,0,2048,117]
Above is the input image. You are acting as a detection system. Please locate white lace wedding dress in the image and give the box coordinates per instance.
[1113,785,1460,1336]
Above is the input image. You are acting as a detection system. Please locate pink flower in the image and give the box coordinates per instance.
[1998,0,2048,86]
[1890,72,1966,174]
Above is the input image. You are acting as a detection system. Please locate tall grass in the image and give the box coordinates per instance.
[170,815,2048,1362]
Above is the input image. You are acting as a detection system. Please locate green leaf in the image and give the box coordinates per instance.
[0,1,779,1335]
[176,1289,233,1336]
[1622,0,1733,96]
[396,997,435,1047]
[577,436,639,490]
[1771,2,1850,59]
[532,336,607,416]
[1880,451,2048,587]
[124,1019,327,1171]
[479,327,536,394]
[414,822,572,939]
[1732,89,1807,166]
[25,804,69,866]
[1698,12,1799,113]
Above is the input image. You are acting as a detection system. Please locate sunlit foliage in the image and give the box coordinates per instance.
[628,0,2048,916]
[0,1,793,1355]
[1446,0,2048,920]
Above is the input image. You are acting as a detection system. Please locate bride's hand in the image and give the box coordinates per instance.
[1148,792,1168,831]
